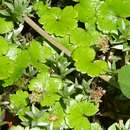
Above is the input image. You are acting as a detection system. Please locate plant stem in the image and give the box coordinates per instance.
[24,16,71,57]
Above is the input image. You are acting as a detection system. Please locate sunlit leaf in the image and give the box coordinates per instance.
[67,101,98,130]
[118,64,130,99]
[97,2,118,34]
[0,17,14,34]
[0,56,14,80]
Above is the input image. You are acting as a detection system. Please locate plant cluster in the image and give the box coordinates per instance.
[0,0,130,130]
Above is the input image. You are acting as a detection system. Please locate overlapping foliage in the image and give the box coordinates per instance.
[0,0,130,130]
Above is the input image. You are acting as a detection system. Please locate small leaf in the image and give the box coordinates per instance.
[72,46,96,63]
[91,122,103,130]
[43,102,65,128]
[77,0,96,27]
[40,77,62,106]
[3,50,30,87]
[118,64,130,99]
[28,72,62,106]
[106,0,130,17]
[0,56,14,80]
[10,90,28,111]
[97,2,118,34]
[85,60,108,77]
[28,40,54,65]
[70,28,100,48]
[72,46,108,76]
[0,36,9,55]
[67,101,98,130]
[28,72,50,91]
[37,3,77,36]
[0,17,13,34]
[6,45,21,60]
[28,40,41,65]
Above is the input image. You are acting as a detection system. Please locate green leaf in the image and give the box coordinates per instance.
[43,102,65,128]
[118,64,130,99]
[0,56,14,80]
[67,101,98,130]
[85,60,108,77]
[106,0,130,17]
[28,40,54,65]
[28,40,41,65]
[91,122,103,130]
[57,35,75,51]
[97,2,118,34]
[0,17,13,34]
[3,50,30,87]
[70,28,100,48]
[0,36,9,55]
[40,77,62,106]
[28,71,50,91]
[72,46,95,73]
[37,4,77,36]
[6,45,21,60]
[72,46,108,76]
[72,46,96,63]
[10,90,28,111]
[28,72,62,106]
[34,1,49,17]
[39,42,55,63]
[77,0,96,27]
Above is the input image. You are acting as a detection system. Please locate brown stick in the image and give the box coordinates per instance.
[24,16,71,57]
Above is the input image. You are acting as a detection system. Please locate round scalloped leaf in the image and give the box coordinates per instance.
[97,2,118,34]
[67,101,98,130]
[72,46,95,73]
[28,40,54,70]
[106,0,130,17]
[0,17,14,34]
[72,47,108,76]
[34,1,49,17]
[118,64,130,99]
[0,56,14,80]
[86,60,108,77]
[3,51,30,87]
[38,5,77,36]
[70,28,100,48]
[0,36,9,55]
[72,46,96,63]
[77,0,96,27]
[10,90,28,111]
[28,72,62,106]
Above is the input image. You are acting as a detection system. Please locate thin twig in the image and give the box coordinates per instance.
[24,16,71,57]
